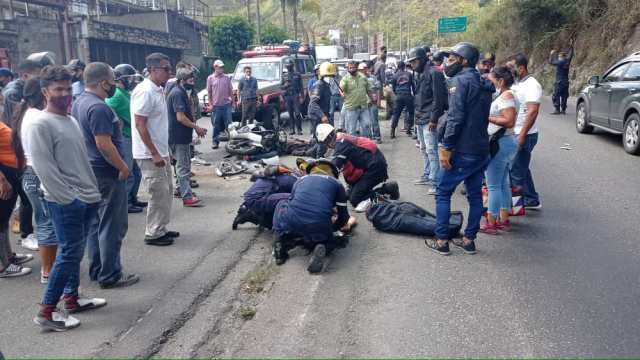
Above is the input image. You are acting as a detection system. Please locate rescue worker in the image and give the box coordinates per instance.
[426,42,494,256]
[390,60,415,138]
[477,52,496,77]
[307,62,335,136]
[232,165,298,230]
[281,58,304,135]
[316,123,399,212]
[408,46,448,195]
[307,63,321,93]
[272,159,351,273]
[549,47,573,115]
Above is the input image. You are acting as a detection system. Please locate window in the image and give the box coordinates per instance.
[603,63,630,82]
[233,62,280,81]
[305,59,315,74]
[622,62,640,81]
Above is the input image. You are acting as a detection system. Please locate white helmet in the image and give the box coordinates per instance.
[316,123,335,142]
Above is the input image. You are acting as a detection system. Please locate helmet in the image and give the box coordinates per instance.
[444,42,480,66]
[316,123,335,142]
[305,158,339,178]
[432,51,446,63]
[357,62,368,70]
[313,63,321,71]
[66,59,85,71]
[27,52,55,67]
[114,64,138,90]
[283,58,294,67]
[319,62,337,77]
[406,47,427,62]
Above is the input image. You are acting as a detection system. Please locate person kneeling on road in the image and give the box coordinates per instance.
[271,159,355,274]
[232,165,298,230]
[316,124,399,212]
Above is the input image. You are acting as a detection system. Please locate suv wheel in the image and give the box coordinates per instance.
[576,102,593,134]
[623,112,640,155]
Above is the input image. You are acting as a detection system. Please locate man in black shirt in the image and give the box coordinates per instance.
[238,66,258,126]
[390,61,415,138]
[549,47,573,115]
[281,58,304,135]
[168,68,207,207]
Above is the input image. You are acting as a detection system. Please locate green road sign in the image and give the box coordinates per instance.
[438,16,468,33]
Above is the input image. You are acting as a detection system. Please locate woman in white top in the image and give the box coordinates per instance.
[481,66,519,234]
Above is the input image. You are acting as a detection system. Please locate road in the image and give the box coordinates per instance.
[2,98,640,358]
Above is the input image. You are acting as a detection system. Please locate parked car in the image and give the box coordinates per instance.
[576,51,640,154]
[198,46,316,130]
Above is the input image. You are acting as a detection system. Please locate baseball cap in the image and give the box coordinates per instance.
[0,68,12,77]
[214,60,225,67]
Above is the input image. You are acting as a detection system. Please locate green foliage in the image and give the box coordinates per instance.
[261,23,290,44]
[209,15,255,64]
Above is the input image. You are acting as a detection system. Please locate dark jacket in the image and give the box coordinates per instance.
[414,66,448,126]
[307,80,332,120]
[2,79,24,124]
[281,71,303,97]
[239,76,258,101]
[441,68,493,155]
[391,70,415,96]
[549,48,573,83]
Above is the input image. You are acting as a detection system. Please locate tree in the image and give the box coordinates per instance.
[261,23,289,44]
[209,15,255,66]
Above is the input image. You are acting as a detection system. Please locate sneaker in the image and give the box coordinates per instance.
[183,197,204,207]
[190,180,199,189]
[424,238,450,256]
[414,178,430,186]
[427,187,437,195]
[191,157,211,166]
[479,220,499,235]
[21,234,39,251]
[62,295,107,314]
[40,270,49,284]
[496,219,512,232]
[10,253,34,265]
[211,142,219,150]
[415,142,420,148]
[174,189,182,198]
[128,205,143,214]
[451,238,477,254]
[355,198,372,213]
[307,244,326,274]
[144,234,174,246]
[34,307,80,332]
[100,273,140,289]
[133,200,148,208]
[524,201,542,210]
[0,263,32,278]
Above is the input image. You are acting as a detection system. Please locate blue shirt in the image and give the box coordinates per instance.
[72,80,85,100]
[167,84,194,145]
[71,91,125,178]
[286,174,348,223]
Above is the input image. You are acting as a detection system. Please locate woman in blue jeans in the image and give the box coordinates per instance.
[14,78,58,282]
[481,66,519,234]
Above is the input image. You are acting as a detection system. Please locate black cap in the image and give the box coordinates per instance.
[480,52,496,64]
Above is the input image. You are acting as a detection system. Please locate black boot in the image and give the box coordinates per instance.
[232,205,259,230]
[307,244,326,273]
[381,181,400,200]
[273,236,289,265]
[390,127,396,139]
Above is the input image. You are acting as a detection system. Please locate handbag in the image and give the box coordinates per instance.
[489,127,507,158]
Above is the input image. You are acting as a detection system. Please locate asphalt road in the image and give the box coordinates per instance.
[2,98,640,358]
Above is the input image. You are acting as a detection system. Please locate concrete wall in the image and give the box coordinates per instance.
[99,11,167,32]
[86,20,188,49]
[15,16,64,64]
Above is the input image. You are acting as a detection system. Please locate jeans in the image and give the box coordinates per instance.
[42,199,99,305]
[285,95,302,132]
[486,135,518,215]
[211,103,232,143]
[435,153,489,240]
[241,100,257,126]
[88,177,128,285]
[511,132,540,205]
[22,167,57,246]
[392,94,414,131]
[415,124,430,181]
[369,105,381,140]
[137,159,173,239]
[329,95,341,125]
[122,137,142,205]
[171,143,193,200]
[344,107,372,138]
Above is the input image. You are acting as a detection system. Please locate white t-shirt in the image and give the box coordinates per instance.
[20,108,43,167]
[512,76,542,135]
[131,78,169,159]
[488,90,518,136]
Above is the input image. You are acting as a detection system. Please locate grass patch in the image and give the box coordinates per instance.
[242,263,277,294]
[239,306,256,320]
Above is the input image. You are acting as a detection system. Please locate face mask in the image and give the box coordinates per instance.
[49,95,72,110]
[444,61,463,77]
[348,69,357,75]
[323,77,333,84]
[104,82,116,98]
[183,83,194,90]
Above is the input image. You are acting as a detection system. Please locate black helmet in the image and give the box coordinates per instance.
[283,58,294,67]
[444,42,480,66]
[406,47,427,62]
[67,59,85,71]
[432,51,446,63]
[114,64,138,90]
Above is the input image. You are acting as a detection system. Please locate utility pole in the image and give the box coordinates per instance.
[399,5,403,58]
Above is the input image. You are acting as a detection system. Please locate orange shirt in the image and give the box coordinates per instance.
[0,121,18,168]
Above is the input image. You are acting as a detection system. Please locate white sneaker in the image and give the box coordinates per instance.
[34,309,80,332]
[428,187,437,195]
[0,263,32,278]
[191,156,211,166]
[355,199,372,213]
[21,234,39,251]
[41,270,49,284]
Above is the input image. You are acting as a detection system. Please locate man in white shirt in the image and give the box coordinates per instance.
[507,53,542,209]
[131,53,178,246]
